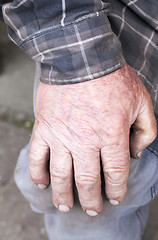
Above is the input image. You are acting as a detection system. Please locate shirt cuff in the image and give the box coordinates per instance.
[3,8,125,84]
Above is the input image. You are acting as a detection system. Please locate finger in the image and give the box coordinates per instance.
[73,149,102,216]
[101,132,130,205]
[50,149,73,212]
[29,133,50,189]
[130,94,157,159]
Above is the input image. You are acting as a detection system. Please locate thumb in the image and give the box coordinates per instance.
[130,94,157,159]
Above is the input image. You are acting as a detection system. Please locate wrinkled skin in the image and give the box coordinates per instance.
[29,64,157,216]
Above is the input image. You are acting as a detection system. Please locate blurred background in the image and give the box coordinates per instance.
[0,22,158,240]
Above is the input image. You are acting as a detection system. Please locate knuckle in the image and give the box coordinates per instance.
[29,152,44,167]
[29,160,48,183]
[105,113,127,138]
[30,135,48,152]
[51,167,69,183]
[29,156,46,177]
[75,173,100,189]
[36,112,50,127]
[105,168,129,186]
[29,150,37,164]
[29,168,45,182]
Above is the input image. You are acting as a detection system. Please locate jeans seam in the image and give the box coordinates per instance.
[147,146,158,157]
[151,183,158,200]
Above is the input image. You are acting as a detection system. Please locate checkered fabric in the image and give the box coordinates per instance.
[1,0,125,85]
[109,0,158,114]
[1,0,158,114]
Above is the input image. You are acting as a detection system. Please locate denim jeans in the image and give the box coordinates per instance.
[14,63,158,240]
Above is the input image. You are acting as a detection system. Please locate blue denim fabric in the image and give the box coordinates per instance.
[14,64,158,240]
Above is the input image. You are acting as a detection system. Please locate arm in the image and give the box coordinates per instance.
[2,0,125,83]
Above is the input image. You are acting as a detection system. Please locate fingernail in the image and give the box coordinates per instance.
[109,199,119,206]
[136,151,143,159]
[86,210,98,217]
[59,205,70,212]
[38,184,47,189]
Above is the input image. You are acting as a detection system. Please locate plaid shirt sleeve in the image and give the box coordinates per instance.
[2,0,125,85]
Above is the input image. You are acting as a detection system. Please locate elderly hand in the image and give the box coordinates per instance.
[29,64,156,216]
